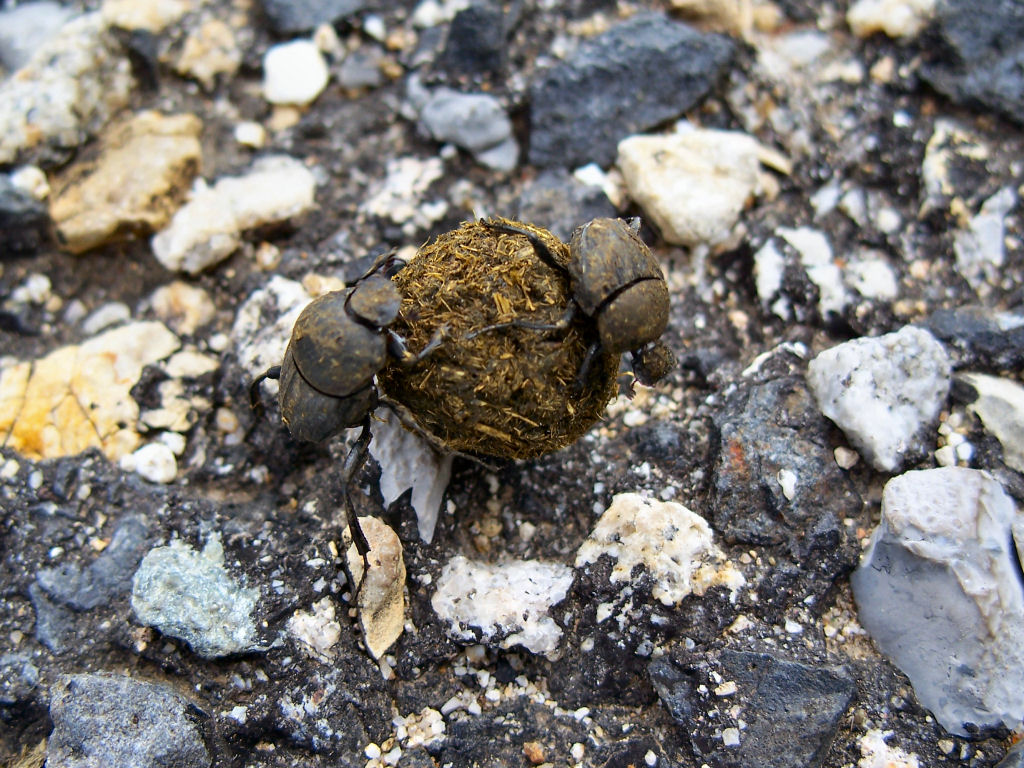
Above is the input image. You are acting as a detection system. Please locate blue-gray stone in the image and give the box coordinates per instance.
[258,0,369,34]
[0,652,40,706]
[37,515,150,610]
[46,673,210,768]
[921,0,1024,126]
[528,12,733,168]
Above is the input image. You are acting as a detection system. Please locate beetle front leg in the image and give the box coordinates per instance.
[387,323,448,366]
[249,365,282,417]
[482,218,566,275]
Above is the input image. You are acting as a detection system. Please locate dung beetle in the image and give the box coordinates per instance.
[477,217,674,389]
[250,253,444,563]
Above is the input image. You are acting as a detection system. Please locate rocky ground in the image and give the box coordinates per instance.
[2,0,1024,767]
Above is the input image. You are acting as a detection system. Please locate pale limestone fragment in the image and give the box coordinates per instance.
[50,111,202,253]
[287,597,342,658]
[847,0,935,39]
[576,492,744,606]
[175,19,242,90]
[345,517,406,659]
[958,373,1024,473]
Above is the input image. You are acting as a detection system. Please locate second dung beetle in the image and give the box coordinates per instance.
[250,253,443,561]
[478,217,675,389]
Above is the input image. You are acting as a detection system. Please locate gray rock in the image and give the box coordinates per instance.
[528,12,733,168]
[650,648,855,768]
[131,535,262,658]
[417,86,518,171]
[47,673,210,768]
[0,652,40,706]
[258,0,368,33]
[437,1,508,78]
[851,467,1024,736]
[0,1,75,72]
[0,174,52,257]
[956,372,1024,473]
[921,0,1024,126]
[806,326,951,472]
[512,169,617,241]
[37,515,150,610]
[710,374,861,563]
[925,305,1024,370]
[27,582,75,654]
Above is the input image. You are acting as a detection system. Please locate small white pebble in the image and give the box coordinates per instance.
[263,40,329,106]
[784,619,803,634]
[722,727,741,747]
[571,742,585,762]
[158,431,187,456]
[934,444,957,467]
[382,746,402,766]
[11,165,50,199]
[834,446,860,469]
[120,442,178,484]
[363,14,386,40]
[715,681,738,696]
[234,121,267,148]
[364,743,382,759]
[644,749,658,766]
[776,468,797,500]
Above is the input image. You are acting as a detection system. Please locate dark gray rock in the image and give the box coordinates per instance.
[710,374,861,560]
[47,673,210,768]
[650,648,855,768]
[0,175,52,257]
[921,0,1024,126]
[257,0,369,34]
[512,169,618,241]
[27,582,75,654]
[36,515,150,610]
[437,1,508,78]
[924,306,1024,370]
[528,13,733,168]
[0,652,39,706]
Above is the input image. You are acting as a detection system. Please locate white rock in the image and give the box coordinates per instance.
[845,253,899,300]
[0,2,75,71]
[958,373,1024,473]
[232,276,312,381]
[101,0,192,33]
[754,239,786,314]
[806,327,951,472]
[234,121,267,149]
[10,165,50,200]
[431,556,573,658]
[152,156,317,274]
[576,493,745,606]
[368,409,453,543]
[851,468,1024,736]
[778,226,848,316]
[360,156,446,230]
[921,120,988,213]
[263,40,329,106]
[847,0,936,39]
[617,130,769,248]
[857,730,920,768]
[120,442,178,483]
[954,187,1017,292]
[287,597,342,657]
[0,13,134,165]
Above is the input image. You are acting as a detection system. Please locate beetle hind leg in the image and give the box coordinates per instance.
[341,418,373,587]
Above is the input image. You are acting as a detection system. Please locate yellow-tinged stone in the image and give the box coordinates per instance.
[50,110,202,253]
[0,321,180,460]
[176,19,242,90]
[345,517,406,659]
[101,0,195,32]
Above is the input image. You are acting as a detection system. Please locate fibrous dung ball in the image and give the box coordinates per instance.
[377,219,618,460]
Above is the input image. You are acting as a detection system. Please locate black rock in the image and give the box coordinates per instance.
[512,169,618,241]
[528,12,734,168]
[437,1,508,78]
[47,674,211,768]
[258,0,369,34]
[650,648,856,768]
[921,0,1024,126]
[36,515,151,610]
[0,175,52,257]
[923,306,1024,371]
[27,583,75,654]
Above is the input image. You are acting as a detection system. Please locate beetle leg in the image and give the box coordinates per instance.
[249,365,282,416]
[482,218,567,276]
[387,323,447,365]
[341,418,373,581]
[465,303,576,340]
[573,340,604,395]
[348,247,406,286]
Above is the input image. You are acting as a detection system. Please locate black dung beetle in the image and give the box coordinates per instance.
[250,254,444,563]
[477,217,675,389]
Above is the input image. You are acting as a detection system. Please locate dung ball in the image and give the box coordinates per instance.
[377,218,618,460]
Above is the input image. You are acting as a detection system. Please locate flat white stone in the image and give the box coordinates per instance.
[806,326,951,472]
